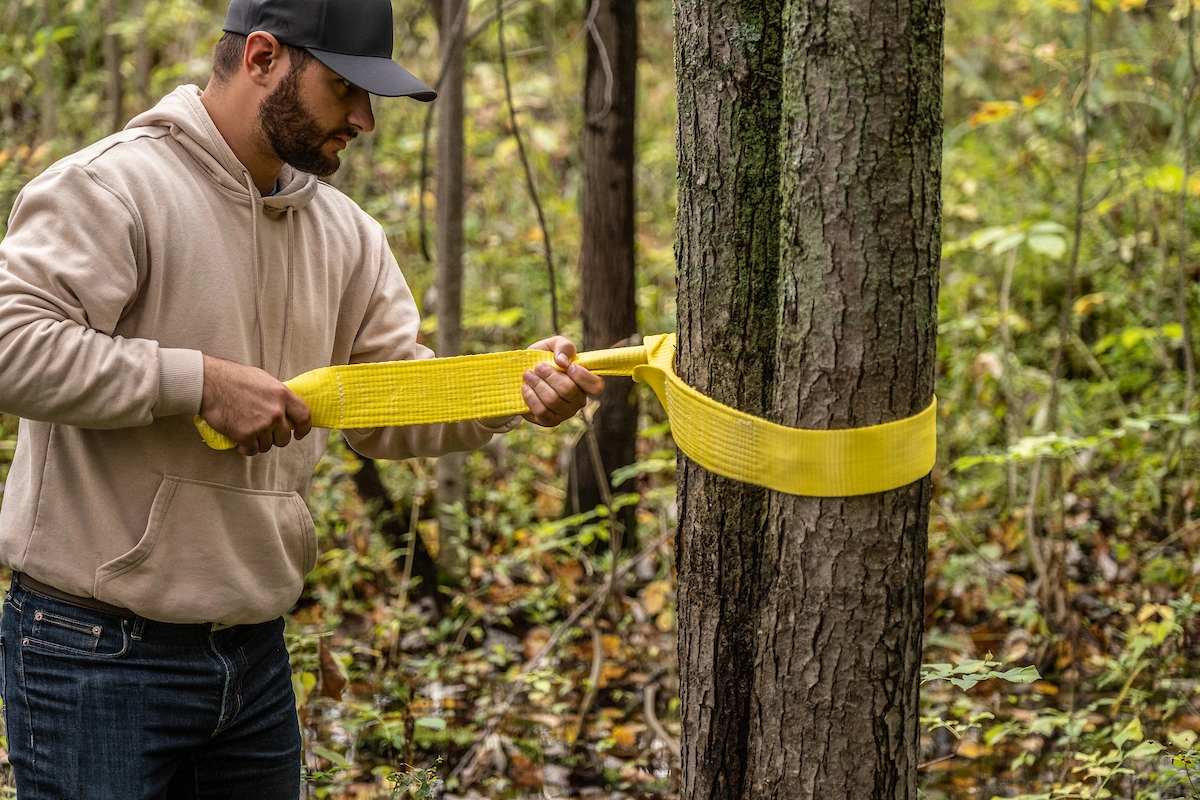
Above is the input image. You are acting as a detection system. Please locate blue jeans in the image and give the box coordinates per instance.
[0,580,302,799]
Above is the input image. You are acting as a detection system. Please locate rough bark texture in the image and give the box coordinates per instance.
[675,0,943,796]
[674,0,783,797]
[434,0,467,561]
[569,0,639,532]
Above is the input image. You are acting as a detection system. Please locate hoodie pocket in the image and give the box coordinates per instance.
[93,475,317,625]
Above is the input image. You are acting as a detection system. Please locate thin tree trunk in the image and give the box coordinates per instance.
[569,0,639,537]
[674,0,783,796]
[676,0,943,795]
[133,0,151,111]
[39,0,57,140]
[104,0,124,133]
[434,0,468,571]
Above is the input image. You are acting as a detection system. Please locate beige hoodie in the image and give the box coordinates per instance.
[0,86,505,625]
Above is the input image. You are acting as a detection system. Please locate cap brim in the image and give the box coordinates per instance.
[308,50,437,101]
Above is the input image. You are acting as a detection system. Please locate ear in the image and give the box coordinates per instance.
[243,31,287,88]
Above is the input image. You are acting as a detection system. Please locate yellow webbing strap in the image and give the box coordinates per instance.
[194,333,936,497]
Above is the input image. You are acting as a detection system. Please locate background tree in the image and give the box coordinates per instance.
[676,0,943,796]
[433,0,468,567]
[568,0,639,540]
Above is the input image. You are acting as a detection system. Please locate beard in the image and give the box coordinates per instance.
[257,65,354,178]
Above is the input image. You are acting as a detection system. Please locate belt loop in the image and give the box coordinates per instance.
[131,617,146,641]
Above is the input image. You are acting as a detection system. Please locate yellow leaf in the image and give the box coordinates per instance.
[968,101,1018,127]
[1073,292,1109,316]
[957,740,992,759]
[1022,87,1048,107]
[639,580,673,615]
[612,725,638,748]
[1120,0,1148,9]
[601,634,623,658]
[655,608,676,633]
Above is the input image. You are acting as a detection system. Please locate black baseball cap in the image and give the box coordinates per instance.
[222,0,437,101]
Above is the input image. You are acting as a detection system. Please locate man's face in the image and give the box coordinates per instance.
[256,55,374,177]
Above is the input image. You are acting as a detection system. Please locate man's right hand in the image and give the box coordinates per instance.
[199,355,312,456]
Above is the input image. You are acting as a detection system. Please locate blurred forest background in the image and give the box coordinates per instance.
[2,0,1200,797]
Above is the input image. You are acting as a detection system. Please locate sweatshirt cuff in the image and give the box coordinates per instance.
[478,415,521,433]
[153,348,205,417]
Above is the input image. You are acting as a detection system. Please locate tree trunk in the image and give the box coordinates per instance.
[38,0,57,140]
[350,456,441,611]
[434,0,468,572]
[132,0,151,112]
[569,0,639,539]
[675,0,943,796]
[104,0,124,133]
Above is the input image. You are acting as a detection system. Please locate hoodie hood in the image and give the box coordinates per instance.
[126,85,318,215]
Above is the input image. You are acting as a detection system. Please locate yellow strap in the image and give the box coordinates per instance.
[194,333,936,497]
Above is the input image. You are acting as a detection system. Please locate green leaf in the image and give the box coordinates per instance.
[1114,717,1143,748]
[415,716,447,731]
[1126,741,1163,760]
[1169,730,1197,749]
[1026,234,1067,259]
[311,746,350,767]
[998,666,1041,684]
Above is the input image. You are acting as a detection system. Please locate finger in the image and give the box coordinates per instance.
[286,392,313,439]
[526,365,576,418]
[535,362,590,406]
[526,337,555,353]
[551,339,577,368]
[237,439,258,457]
[567,364,605,396]
[521,382,550,423]
[256,432,275,454]
[272,423,293,448]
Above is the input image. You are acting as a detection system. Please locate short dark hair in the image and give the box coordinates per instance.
[211,31,316,83]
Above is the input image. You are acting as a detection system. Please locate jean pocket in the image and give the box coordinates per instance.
[21,605,128,658]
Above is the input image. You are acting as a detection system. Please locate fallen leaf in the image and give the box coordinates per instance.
[317,639,348,701]
[640,580,673,615]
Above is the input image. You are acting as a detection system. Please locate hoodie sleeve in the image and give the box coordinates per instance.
[341,227,515,461]
[0,164,205,428]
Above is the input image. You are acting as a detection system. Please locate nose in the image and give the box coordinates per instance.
[349,88,375,133]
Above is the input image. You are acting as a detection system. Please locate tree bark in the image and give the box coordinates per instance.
[674,0,783,797]
[434,0,468,570]
[675,0,943,796]
[569,0,639,537]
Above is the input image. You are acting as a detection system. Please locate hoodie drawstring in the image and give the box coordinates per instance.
[244,172,268,371]
[280,207,295,378]
[243,172,295,379]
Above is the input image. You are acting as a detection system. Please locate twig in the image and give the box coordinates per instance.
[496,0,560,334]
[465,0,528,43]
[917,753,958,771]
[570,621,605,746]
[583,0,613,123]
[643,673,680,758]
[1032,0,1093,632]
[1177,0,1197,410]
[418,104,435,262]
[1046,0,1093,430]
[443,528,674,788]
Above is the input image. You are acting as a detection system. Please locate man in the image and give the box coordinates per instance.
[0,0,602,796]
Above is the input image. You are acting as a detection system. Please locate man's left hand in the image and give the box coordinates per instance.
[521,336,604,427]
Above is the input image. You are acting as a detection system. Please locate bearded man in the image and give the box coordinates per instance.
[0,0,601,796]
